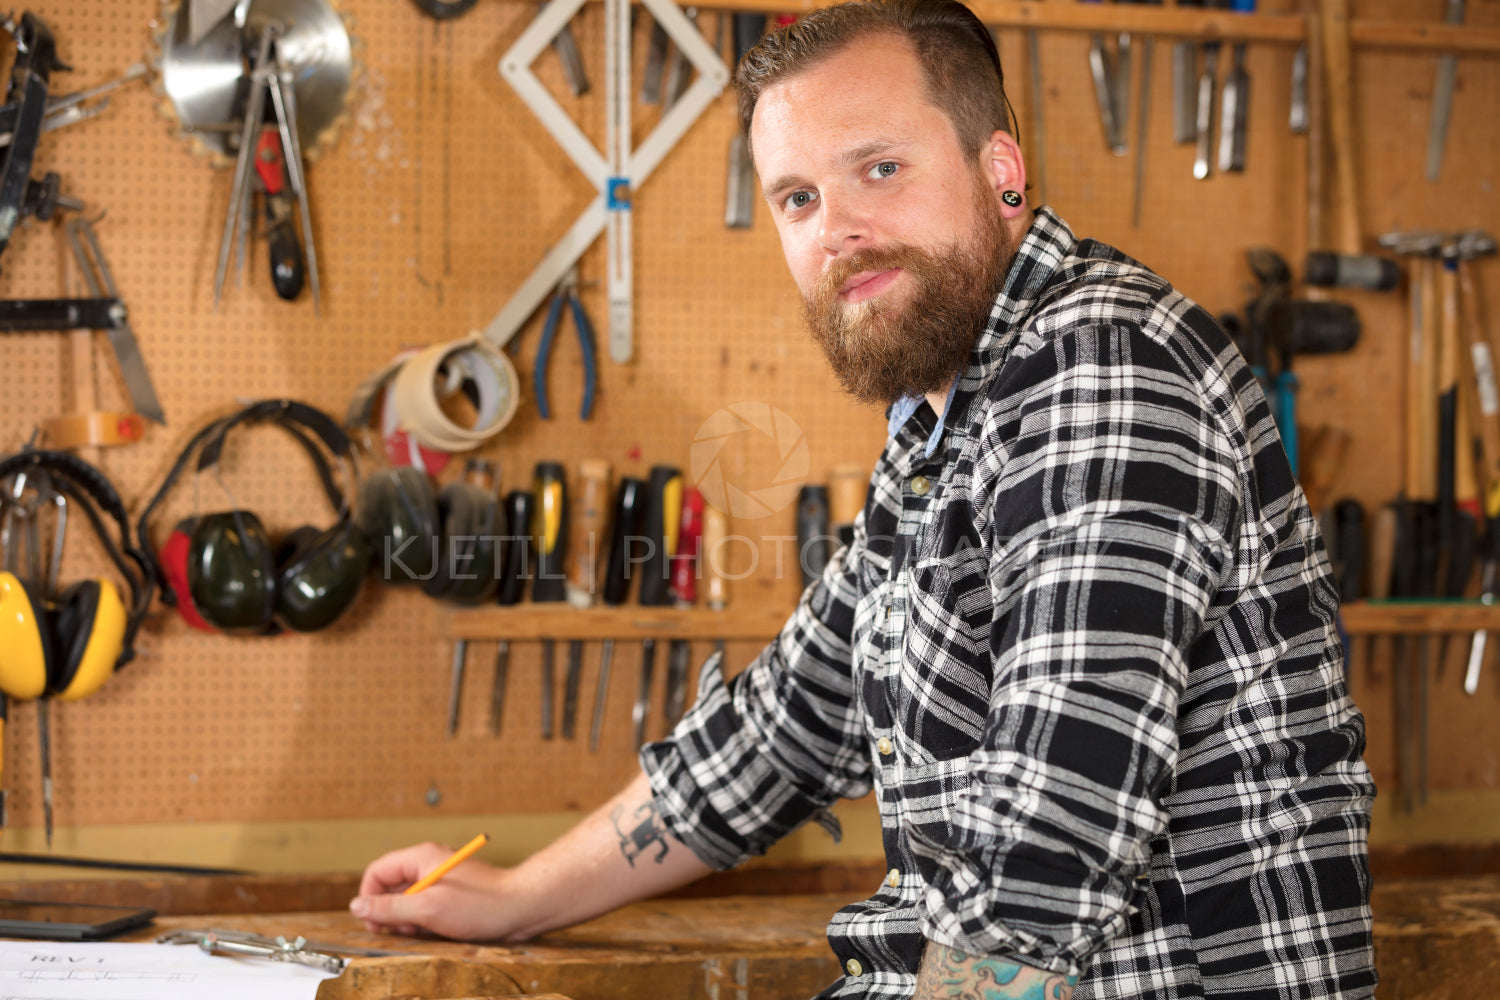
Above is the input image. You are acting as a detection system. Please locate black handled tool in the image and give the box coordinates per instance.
[635,466,682,745]
[797,484,831,587]
[493,491,532,736]
[593,477,646,751]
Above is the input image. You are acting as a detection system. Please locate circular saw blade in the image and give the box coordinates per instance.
[154,0,353,161]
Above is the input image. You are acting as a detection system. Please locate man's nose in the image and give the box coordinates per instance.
[817,193,867,255]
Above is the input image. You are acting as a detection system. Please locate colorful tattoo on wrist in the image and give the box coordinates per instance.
[912,945,1078,1000]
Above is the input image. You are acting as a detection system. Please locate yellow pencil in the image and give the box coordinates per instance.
[403,833,489,895]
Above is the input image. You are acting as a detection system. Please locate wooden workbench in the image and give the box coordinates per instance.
[3,869,1498,997]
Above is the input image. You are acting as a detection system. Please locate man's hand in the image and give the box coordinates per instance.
[913,943,1078,1000]
[351,842,518,941]
[348,771,712,943]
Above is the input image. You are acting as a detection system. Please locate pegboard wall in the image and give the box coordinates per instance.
[0,0,1496,851]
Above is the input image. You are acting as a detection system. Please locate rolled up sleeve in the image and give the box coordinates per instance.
[641,520,875,870]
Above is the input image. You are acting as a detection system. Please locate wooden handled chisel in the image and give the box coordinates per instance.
[533,463,569,739]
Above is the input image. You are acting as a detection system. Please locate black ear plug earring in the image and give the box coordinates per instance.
[1001,190,1023,208]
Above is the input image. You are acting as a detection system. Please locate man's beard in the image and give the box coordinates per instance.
[802,184,1014,407]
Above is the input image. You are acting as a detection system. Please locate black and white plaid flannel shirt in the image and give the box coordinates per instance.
[642,207,1377,999]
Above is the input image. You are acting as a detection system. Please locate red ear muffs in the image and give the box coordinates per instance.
[158,517,215,632]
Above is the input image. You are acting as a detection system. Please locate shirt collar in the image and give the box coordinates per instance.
[886,206,1078,457]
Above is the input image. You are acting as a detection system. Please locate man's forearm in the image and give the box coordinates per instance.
[913,943,1078,1000]
[501,769,713,939]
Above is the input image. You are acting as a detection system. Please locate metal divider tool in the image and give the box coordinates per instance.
[494,490,536,736]
[533,463,569,740]
[563,460,612,740]
[594,477,647,750]
[491,0,730,361]
[212,22,321,313]
[635,466,681,747]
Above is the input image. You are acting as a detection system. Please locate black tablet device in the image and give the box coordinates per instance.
[0,900,156,941]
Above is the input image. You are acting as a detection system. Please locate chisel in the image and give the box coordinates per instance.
[563,460,612,739]
[1388,500,1417,814]
[594,476,647,750]
[1366,505,1396,685]
[494,491,533,736]
[1171,0,1204,144]
[703,500,729,663]
[1193,40,1220,179]
[797,484,831,587]
[664,488,704,729]
[724,14,766,228]
[662,7,699,110]
[1424,0,1465,182]
[533,463,569,739]
[1468,532,1497,695]
[829,465,865,551]
[640,16,670,104]
[636,466,682,746]
[1218,42,1249,173]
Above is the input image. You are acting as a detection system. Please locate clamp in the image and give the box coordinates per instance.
[534,268,598,420]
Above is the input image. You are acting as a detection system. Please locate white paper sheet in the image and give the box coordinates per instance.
[0,939,341,1000]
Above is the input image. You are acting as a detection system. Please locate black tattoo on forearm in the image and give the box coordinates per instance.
[610,800,671,867]
[911,945,1077,1000]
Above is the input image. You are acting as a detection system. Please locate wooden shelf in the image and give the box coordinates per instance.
[625,0,1500,55]
[1342,601,1500,635]
[440,605,793,641]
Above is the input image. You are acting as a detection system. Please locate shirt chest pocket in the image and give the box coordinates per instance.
[897,540,994,760]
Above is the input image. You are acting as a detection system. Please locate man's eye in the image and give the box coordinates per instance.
[868,162,898,179]
[784,190,816,211]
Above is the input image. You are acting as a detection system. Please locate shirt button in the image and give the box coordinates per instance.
[846,958,863,977]
[877,736,893,756]
[886,868,901,888]
[910,475,930,495]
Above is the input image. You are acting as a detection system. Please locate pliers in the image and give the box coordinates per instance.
[534,267,598,420]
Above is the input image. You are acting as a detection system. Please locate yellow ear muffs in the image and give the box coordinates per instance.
[50,579,125,702]
[0,572,50,700]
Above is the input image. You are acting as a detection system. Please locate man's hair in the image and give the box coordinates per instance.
[734,0,1014,159]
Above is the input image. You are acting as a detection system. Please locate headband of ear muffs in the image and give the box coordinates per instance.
[138,400,370,635]
[0,449,155,702]
[423,480,503,605]
[357,466,440,585]
[193,400,372,634]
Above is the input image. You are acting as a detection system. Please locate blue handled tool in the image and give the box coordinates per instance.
[534,268,598,420]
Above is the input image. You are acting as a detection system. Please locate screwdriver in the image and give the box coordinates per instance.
[447,460,499,739]
[533,463,569,740]
[664,488,704,729]
[796,485,831,587]
[1366,505,1396,685]
[1388,499,1417,814]
[1332,499,1365,678]
[493,490,533,737]
[636,465,682,747]
[703,501,730,664]
[593,476,646,751]
[563,460,611,740]
[830,465,865,551]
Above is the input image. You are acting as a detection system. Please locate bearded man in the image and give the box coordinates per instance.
[351,1,1378,996]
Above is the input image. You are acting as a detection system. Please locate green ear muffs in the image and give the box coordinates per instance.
[188,510,277,635]
[358,466,440,585]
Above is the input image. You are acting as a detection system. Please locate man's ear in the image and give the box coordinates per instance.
[980,130,1028,215]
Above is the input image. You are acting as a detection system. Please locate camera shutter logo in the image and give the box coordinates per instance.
[690,403,808,518]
